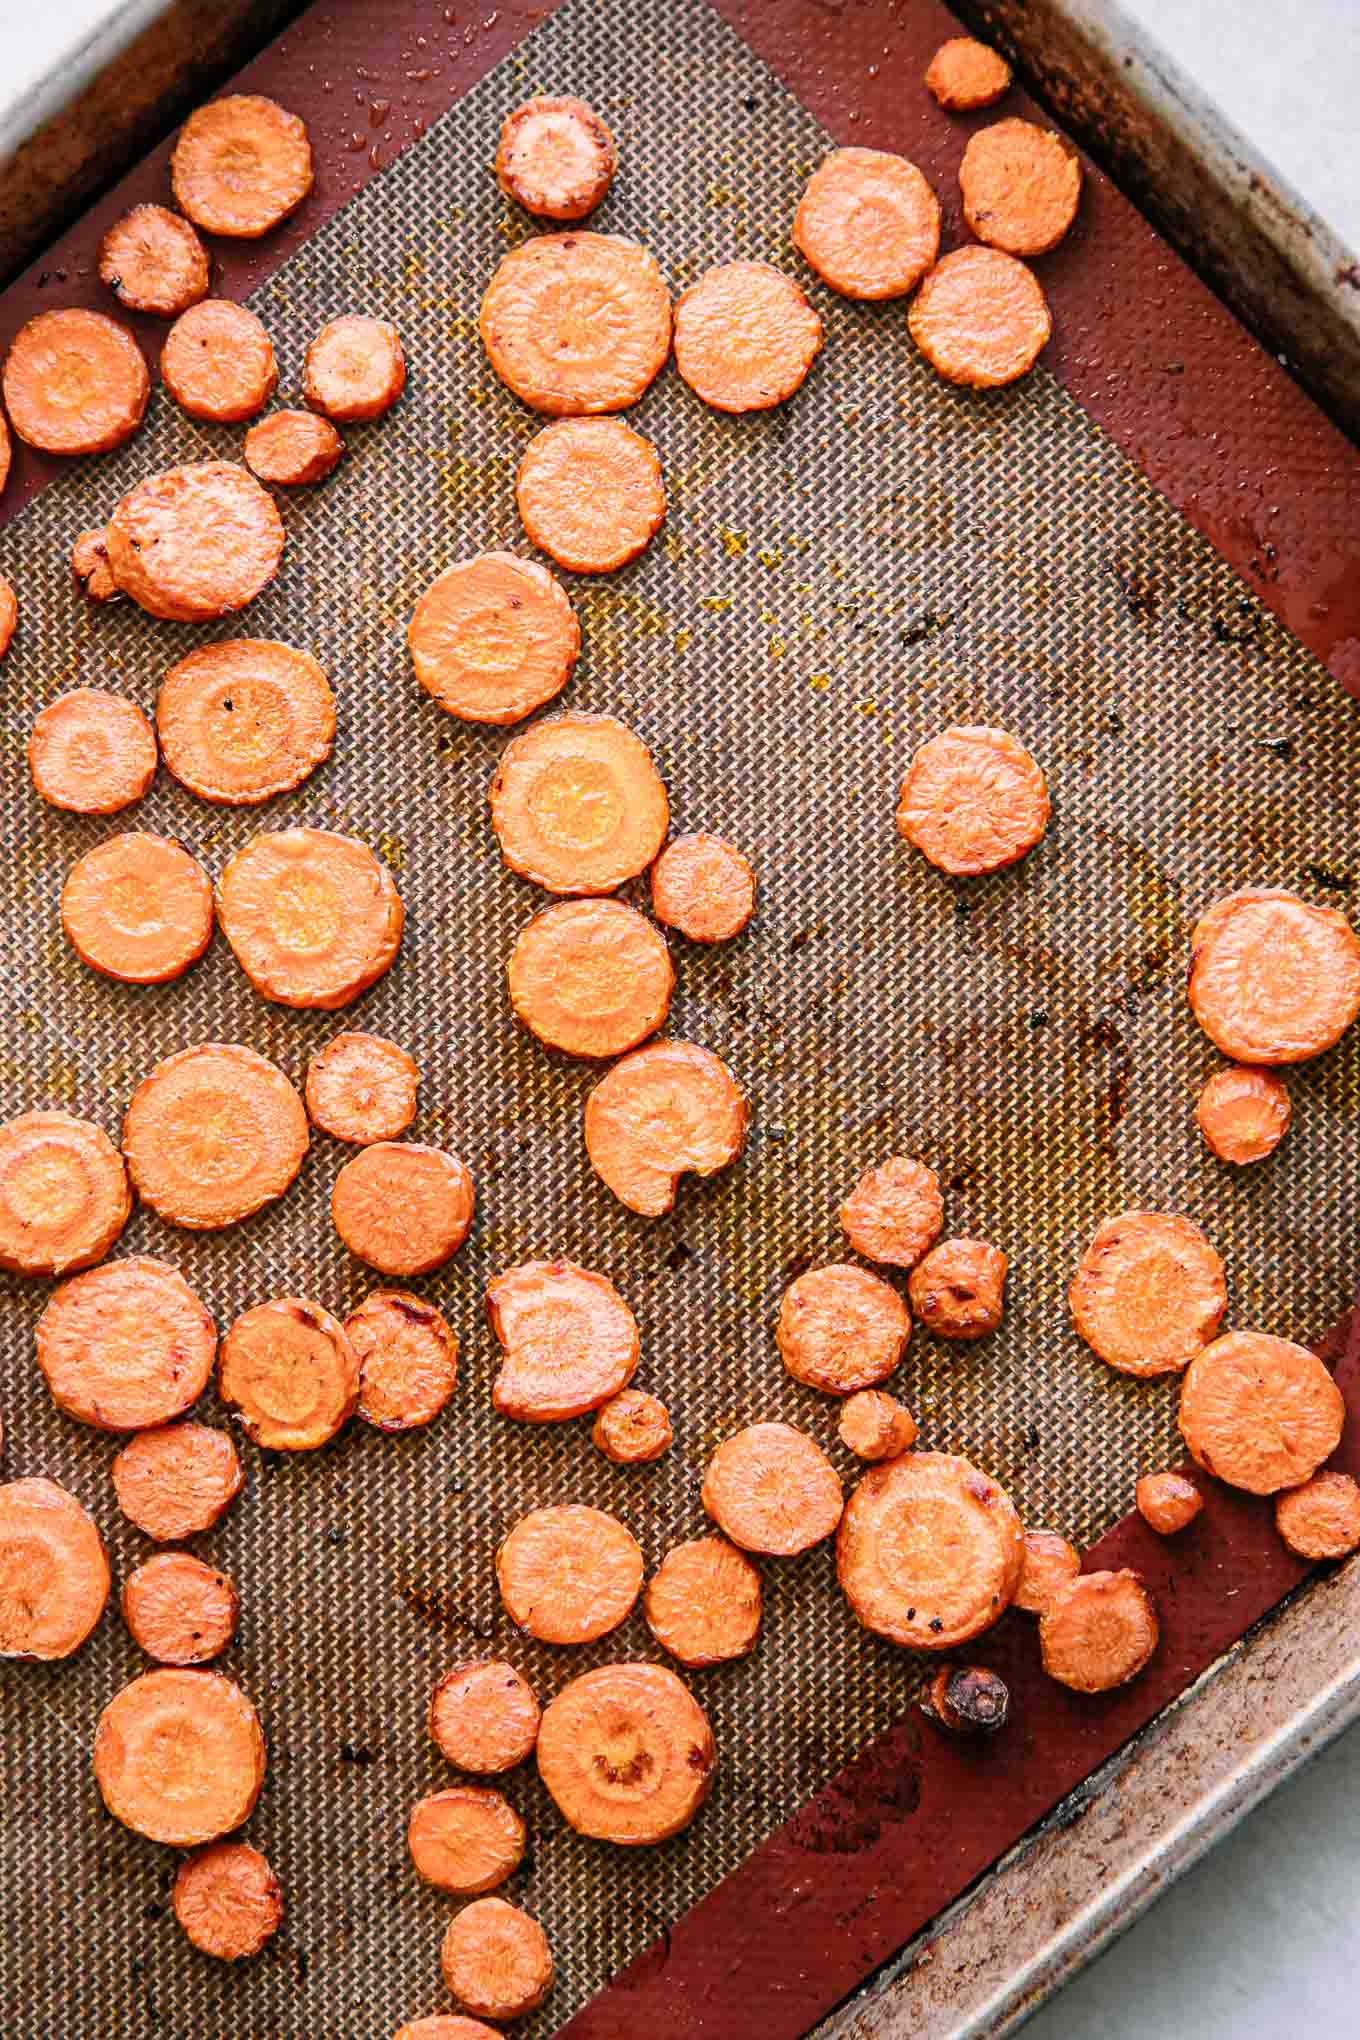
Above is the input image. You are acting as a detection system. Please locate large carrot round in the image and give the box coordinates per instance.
[1135,1471,1203,1535]
[644,1536,762,1667]
[536,1661,715,1844]
[217,828,403,1007]
[1039,1570,1158,1692]
[480,232,670,414]
[702,1421,843,1556]
[122,1551,239,1664]
[99,204,209,317]
[960,118,1082,256]
[837,1451,1024,1648]
[1197,1064,1291,1164]
[908,245,1051,387]
[122,1042,308,1229]
[171,95,313,237]
[674,261,822,412]
[332,1143,475,1275]
[778,1263,910,1394]
[162,300,278,422]
[408,1786,525,1895]
[1187,889,1360,1063]
[157,640,336,805]
[0,1477,109,1659]
[1069,1211,1226,1377]
[1013,1528,1081,1614]
[496,1503,643,1643]
[592,1388,672,1463]
[650,832,756,944]
[93,1667,265,1845]
[440,1898,554,2021]
[487,1259,639,1421]
[508,899,673,1057]
[490,710,669,894]
[793,149,941,300]
[838,1389,918,1462]
[173,1842,283,1960]
[29,689,157,814]
[897,725,1050,873]
[908,1237,1008,1339]
[243,408,344,485]
[61,832,214,985]
[495,97,616,220]
[71,527,122,603]
[0,1110,130,1276]
[517,416,666,572]
[3,309,149,454]
[429,1660,540,1774]
[106,461,285,621]
[306,1033,419,1144]
[303,316,406,421]
[1179,1331,1344,1493]
[839,1154,944,1267]
[925,37,1012,110]
[584,1039,748,1216]
[347,1290,458,1432]
[112,1422,243,1541]
[37,1255,215,1431]
[409,552,579,725]
[219,1296,359,1451]
[1275,1472,1360,1560]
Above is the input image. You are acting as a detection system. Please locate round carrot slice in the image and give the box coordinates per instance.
[488,1259,639,1421]
[99,204,210,317]
[430,1661,540,1774]
[508,899,673,1057]
[219,1296,359,1451]
[584,1039,748,1217]
[409,552,579,725]
[440,1898,554,2021]
[408,1786,525,1895]
[896,724,1050,874]
[908,1237,1008,1339]
[122,1041,308,1229]
[162,300,278,422]
[0,413,9,497]
[1197,1064,1291,1164]
[71,528,124,604]
[122,1551,239,1664]
[2,309,149,454]
[490,711,669,895]
[217,828,403,1007]
[29,689,156,814]
[838,1389,918,1462]
[37,1255,215,1431]
[839,1155,944,1267]
[1069,1211,1226,1377]
[106,461,285,622]
[925,36,1012,110]
[0,575,15,659]
[171,95,313,238]
[347,1290,458,1432]
[536,1662,715,1845]
[674,261,822,412]
[1179,1331,1344,1494]
[243,408,344,485]
[1013,1529,1081,1614]
[1039,1570,1158,1693]
[303,316,406,421]
[396,2021,501,2040]
[158,639,336,806]
[332,1143,474,1276]
[496,1502,642,1644]
[838,1451,1024,1649]
[517,415,666,572]
[495,96,616,219]
[173,1842,282,1960]
[61,832,214,985]
[793,149,941,300]
[592,1388,672,1463]
[0,1477,109,1659]
[0,1110,130,1276]
[306,1033,418,1144]
[650,833,755,943]
[702,1421,842,1556]
[1275,1472,1360,1560]
[644,1536,762,1667]
[908,245,1051,387]
[112,1422,243,1541]
[960,118,1082,257]
[1135,1471,1202,1535]
[778,1263,910,1395]
[480,232,671,415]
[1187,889,1360,1064]
[94,1668,265,1846]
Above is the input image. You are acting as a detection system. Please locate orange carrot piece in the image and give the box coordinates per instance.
[171,95,313,238]
[793,149,940,300]
[584,1039,748,1216]
[29,690,155,813]
[173,1842,283,1959]
[331,1143,474,1276]
[644,1536,762,1667]
[480,232,670,414]
[2,309,148,454]
[908,245,1051,387]
[111,1422,243,1541]
[491,711,669,894]
[161,299,278,422]
[217,828,403,1007]
[157,639,336,805]
[106,461,284,621]
[99,204,209,316]
[495,97,616,219]
[1039,1570,1159,1692]
[347,1290,458,1432]
[61,832,214,985]
[303,315,406,420]
[0,1110,130,1276]
[429,1660,540,1774]
[94,1667,265,1845]
[650,833,756,943]
[673,261,822,412]
[218,1296,359,1451]
[516,416,666,572]
[122,1551,239,1664]
[536,1662,715,1844]
[496,1503,642,1643]
[0,1477,109,1659]
[837,1451,1024,1647]
[487,1259,639,1421]
[702,1421,843,1556]
[408,1785,525,1895]
[122,1042,308,1230]
[37,1255,215,1431]
[508,899,673,1057]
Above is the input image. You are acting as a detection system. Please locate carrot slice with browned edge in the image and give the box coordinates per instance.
[1197,1064,1291,1163]
[592,1388,672,1462]
[0,1110,130,1276]
[496,1503,643,1644]
[481,232,671,414]
[158,641,336,806]
[395,2020,502,2040]
[838,1389,918,1462]
[2,309,149,453]
[925,36,1012,110]
[162,300,278,422]
[1069,1211,1226,1377]
[303,316,406,420]
[674,261,822,412]
[896,724,1050,874]
[174,1842,283,1960]
[71,528,123,603]
[409,552,579,725]
[644,1536,762,1667]
[778,1263,911,1394]
[306,1033,419,1144]
[1135,1470,1203,1535]
[1040,1570,1159,1692]
[584,1039,748,1216]
[61,832,214,985]
[106,461,285,621]
[112,1422,243,1541]
[1013,1528,1081,1615]
[171,95,313,238]
[960,117,1082,256]
[408,1786,525,1895]
[703,1421,842,1556]
[496,97,616,219]
[348,1290,458,1432]
[926,1664,1010,1736]
[651,833,756,943]
[0,575,14,660]
[1179,1331,1344,1493]
[441,1898,554,2021]
[99,204,209,316]
[1187,889,1360,1063]
[123,1042,308,1230]
[29,689,156,813]
[536,1661,715,1844]
[94,1667,265,1845]
[37,1255,215,1431]
[491,711,669,894]
[487,1259,639,1421]
[839,1155,943,1267]
[430,1660,540,1774]
[218,1296,359,1451]
[517,415,666,572]
[793,149,941,300]
[1275,1472,1360,1560]
[0,1477,109,1659]
[908,245,1052,387]
[243,408,345,485]
[837,1451,1024,1648]
[122,1551,239,1664]
[509,899,673,1056]
[332,1143,475,1275]
[218,828,403,1007]
[908,1237,1008,1339]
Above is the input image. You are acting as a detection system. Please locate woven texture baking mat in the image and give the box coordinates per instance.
[0,0,1356,2032]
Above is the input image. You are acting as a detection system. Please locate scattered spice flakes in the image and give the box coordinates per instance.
[809,673,830,692]
[675,628,692,652]
[758,547,782,568]
[700,596,733,613]
[720,529,748,558]
[769,639,785,659]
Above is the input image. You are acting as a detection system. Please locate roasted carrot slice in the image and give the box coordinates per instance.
[584,1039,748,1217]
[908,245,1051,387]
[430,1660,540,1774]
[440,1898,554,2022]
[650,833,756,943]
[173,1842,283,1960]
[105,461,285,621]
[408,1786,525,1895]
[793,149,941,300]
[0,1477,109,1659]
[495,97,616,220]
[508,899,673,1057]
[1275,1472,1360,1560]
[217,828,403,1007]
[837,1450,1024,1648]
[0,1110,130,1276]
[1179,1331,1344,1493]
[0,574,14,659]
[839,1155,944,1267]
[1135,1470,1202,1535]
[0,409,12,497]
[925,36,1012,110]
[1040,1570,1159,1692]
[778,1263,910,1395]
[332,1143,475,1276]
[908,1237,1008,1339]
[1013,1528,1081,1614]
[93,1667,265,1845]
[517,416,666,572]
[1069,1211,1226,1377]
[243,408,345,485]
[496,1502,643,1643]
[112,1422,243,1541]
[29,689,155,813]
[490,711,669,895]
[61,831,214,985]
[157,639,335,806]
[2,309,149,454]
[535,1661,715,1845]
[171,95,313,238]
[592,1388,672,1463]
[162,300,278,422]
[897,724,1050,874]
[306,1033,419,1144]
[409,552,579,726]
[347,1290,457,1432]
[1188,889,1360,1063]
[218,1296,359,1451]
[927,1664,1010,1736]
[122,1551,239,1664]
[123,1041,307,1229]
[960,117,1082,256]
[37,1255,215,1431]
[1197,1064,1291,1164]
[71,527,123,603]
[487,1259,639,1421]
[643,1536,762,1667]
[674,261,822,412]
[480,232,671,414]
[702,1421,842,1556]
[838,1389,918,1462]
[395,2018,502,2039]
[303,316,406,421]
[99,204,210,316]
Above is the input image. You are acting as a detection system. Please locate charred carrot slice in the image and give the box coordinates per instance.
[1275,1472,1360,1560]
[122,1551,239,1665]
[650,833,756,943]
[0,1477,109,1659]
[1188,889,1360,1063]
[2,309,149,453]
[926,1666,1010,1739]
[37,1255,215,1431]
[925,36,1012,110]
[173,1843,283,1960]
[71,528,123,603]
[0,1110,130,1276]
[535,1661,715,1844]
[837,1451,1024,1647]
[517,415,666,572]
[908,1237,1008,1339]
[0,574,14,659]
[908,245,1051,387]
[644,1536,762,1667]
[496,1502,643,1643]
[490,711,669,895]
[960,118,1082,256]
[218,1296,359,1451]
[897,725,1050,873]
[1197,1064,1291,1164]
[93,1667,265,1845]
[480,232,671,415]
[408,1786,525,1895]
[395,2017,502,2039]
[123,1042,308,1230]
[1135,1471,1202,1535]
[61,832,214,985]
[487,1259,639,1421]
[158,640,335,806]
[674,261,822,412]
[243,408,344,485]
[332,1143,475,1276]
[171,95,313,238]
[112,1422,243,1541]
[1040,1570,1159,1692]
[303,316,406,421]
[1179,1331,1344,1493]
[106,461,285,621]
[839,1155,944,1268]
[347,1290,458,1432]
[162,300,278,422]
[592,1388,672,1463]
[409,552,579,726]
[584,1039,748,1217]
[99,204,210,316]
[217,828,403,1007]
[29,689,156,813]
[1013,1528,1081,1614]
[440,1898,554,2022]
[778,1263,910,1395]
[429,1661,540,1774]
[495,97,616,220]
[702,1422,843,1556]
[1069,1211,1226,1377]
[793,149,941,300]
[306,1033,419,1144]
[838,1389,918,1462]
[508,899,673,1057]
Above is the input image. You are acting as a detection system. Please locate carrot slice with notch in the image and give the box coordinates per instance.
[158,639,335,806]
[174,1842,283,1960]
[441,1898,554,2022]
[303,315,406,421]
[908,245,1051,387]
[509,899,673,1056]
[651,832,756,943]
[218,828,403,1007]
[1040,1569,1158,1692]
[122,1551,239,1664]
[491,711,669,894]
[908,1237,1008,1339]
[1187,889,1360,1063]
[332,1143,474,1275]
[897,724,1050,873]
[925,37,1012,110]
[409,552,579,725]
[306,1033,419,1144]
[517,415,666,572]
[408,1786,525,1895]
[644,1536,762,1667]
[61,831,214,985]
[793,149,940,300]
[1275,1472,1360,1560]
[99,204,209,316]
[218,1296,359,1451]
[837,1450,1024,1648]
[481,232,670,414]
[2,308,149,453]
[0,1476,109,1659]
[960,117,1082,257]
[838,1388,918,1462]
[29,689,155,813]
[94,1667,265,1845]
[584,1039,748,1216]
[778,1263,910,1394]
[535,1661,715,1844]
[37,1255,215,1431]
[487,1259,639,1421]
[429,1660,540,1774]
[1013,1528,1081,1614]
[106,461,284,622]
[347,1290,457,1432]
[123,1042,308,1230]
[496,1502,642,1643]
[1070,1211,1226,1377]
[674,261,822,411]
[171,95,313,238]
[702,1421,843,1556]
[592,1388,672,1462]
[1179,1331,1343,1493]
[1197,1064,1291,1163]
[71,528,124,604]
[162,300,277,422]
[1135,1471,1202,1535]
[496,97,616,220]
[243,408,344,484]
[0,1110,130,1276]
[112,1422,243,1541]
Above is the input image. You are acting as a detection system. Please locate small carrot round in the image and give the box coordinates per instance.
[1197,1064,1291,1164]
[651,833,755,943]
[495,96,616,219]
[674,260,822,412]
[960,118,1082,257]
[536,1662,715,1845]
[927,1664,1011,1735]
[429,1660,540,1774]
[644,1536,762,1667]
[0,1110,130,1276]
[71,528,123,603]
[703,1421,843,1557]
[584,1039,748,1217]
[61,831,214,985]
[491,710,669,895]
[408,1785,525,1895]
[303,315,406,421]
[1013,1528,1081,1615]
[37,1255,215,1431]
[1070,1211,1226,1377]
[908,1237,1008,1340]
[1188,889,1360,1064]
[94,1667,265,1846]
[508,899,673,1057]
[123,1041,308,1230]
[794,149,941,300]
[171,95,313,238]
[778,1263,910,1395]
[243,408,345,484]
[3,309,149,454]
[839,1155,944,1268]
[592,1388,672,1463]
[332,1143,475,1276]
[347,1290,458,1432]
[480,232,671,414]
[219,1296,359,1451]
[395,2018,501,2040]
[496,1502,643,1644]
[217,828,403,1007]
[1179,1331,1344,1493]
[112,1422,243,1541]
[0,1477,109,1659]
[908,245,1051,387]
[1135,1470,1203,1536]
[838,1389,918,1462]
[162,300,278,422]
[99,204,209,316]
[306,1033,420,1146]
[106,461,285,621]
[173,1842,283,1960]
[440,1898,554,2022]
[1275,1472,1360,1560]
[897,724,1050,873]
[488,1259,639,1421]
[1040,1570,1158,1693]
[517,415,666,572]
[29,689,156,814]
[0,575,15,659]
[122,1551,239,1665]
[837,1451,1024,1648]
[925,37,1012,110]
[157,639,336,805]
[410,552,579,726]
